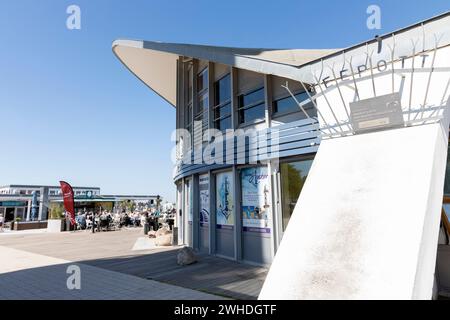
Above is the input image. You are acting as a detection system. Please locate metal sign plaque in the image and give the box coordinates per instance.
[350,92,404,134]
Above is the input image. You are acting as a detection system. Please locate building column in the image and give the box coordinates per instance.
[208,171,216,255]
[233,166,242,261]
[181,177,185,245]
[192,174,199,250]
[38,187,49,221]
[264,74,273,128]
[267,160,280,258]
[231,67,239,130]
[26,199,31,221]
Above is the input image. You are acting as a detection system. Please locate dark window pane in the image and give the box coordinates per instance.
[218,116,232,131]
[187,66,193,103]
[215,74,231,105]
[239,103,265,124]
[185,104,192,126]
[273,91,314,115]
[215,102,231,120]
[444,144,450,195]
[241,88,264,107]
[198,93,209,113]
[197,69,208,93]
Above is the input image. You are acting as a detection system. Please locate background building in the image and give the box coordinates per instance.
[0,184,159,223]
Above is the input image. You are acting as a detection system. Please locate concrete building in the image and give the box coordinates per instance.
[114,12,450,298]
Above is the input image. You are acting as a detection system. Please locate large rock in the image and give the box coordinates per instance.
[155,234,172,246]
[177,247,198,266]
[155,226,171,237]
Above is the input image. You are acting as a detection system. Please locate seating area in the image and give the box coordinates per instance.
[73,211,175,233]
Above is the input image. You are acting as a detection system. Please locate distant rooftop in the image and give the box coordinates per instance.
[0,184,100,190]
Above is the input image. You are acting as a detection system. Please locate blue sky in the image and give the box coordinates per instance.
[0,0,448,202]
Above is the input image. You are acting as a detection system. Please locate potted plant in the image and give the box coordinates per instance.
[47,203,65,232]
[12,217,22,230]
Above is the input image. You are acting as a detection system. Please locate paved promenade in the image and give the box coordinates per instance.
[0,245,221,300]
[0,228,265,299]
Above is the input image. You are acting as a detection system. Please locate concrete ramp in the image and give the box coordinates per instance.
[260,123,449,299]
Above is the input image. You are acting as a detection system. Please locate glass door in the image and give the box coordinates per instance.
[279,158,314,232]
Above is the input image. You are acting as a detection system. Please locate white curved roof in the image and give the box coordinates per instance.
[112,39,337,107]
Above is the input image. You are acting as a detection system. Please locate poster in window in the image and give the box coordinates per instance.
[199,174,209,227]
[216,171,234,229]
[241,167,271,233]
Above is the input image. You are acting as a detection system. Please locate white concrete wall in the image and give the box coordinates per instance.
[259,123,448,299]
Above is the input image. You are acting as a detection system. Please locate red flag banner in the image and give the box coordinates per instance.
[60,181,76,226]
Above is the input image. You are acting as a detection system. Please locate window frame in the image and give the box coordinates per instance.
[237,87,266,126]
[196,67,209,117]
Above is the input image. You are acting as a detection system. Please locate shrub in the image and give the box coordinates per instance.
[49,203,64,219]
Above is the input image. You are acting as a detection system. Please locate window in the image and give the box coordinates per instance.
[196,68,209,117]
[184,64,193,151]
[195,68,209,148]
[197,68,208,93]
[273,90,316,117]
[238,87,265,124]
[213,74,232,131]
[280,159,314,231]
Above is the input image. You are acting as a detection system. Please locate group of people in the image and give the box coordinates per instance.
[71,210,162,231]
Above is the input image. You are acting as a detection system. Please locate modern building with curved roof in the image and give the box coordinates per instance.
[114,11,450,299]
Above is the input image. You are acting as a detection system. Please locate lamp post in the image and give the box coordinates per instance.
[156,195,161,212]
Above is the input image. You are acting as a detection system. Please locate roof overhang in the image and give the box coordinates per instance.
[112,40,337,107]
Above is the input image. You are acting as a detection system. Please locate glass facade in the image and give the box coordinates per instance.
[444,144,450,195]
[238,87,265,124]
[280,159,313,231]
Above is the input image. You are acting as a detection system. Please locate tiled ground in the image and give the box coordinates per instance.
[0,245,221,300]
[0,228,266,299]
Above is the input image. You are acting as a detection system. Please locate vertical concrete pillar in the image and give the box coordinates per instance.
[192,174,199,249]
[26,199,31,221]
[38,187,49,221]
[233,166,242,261]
